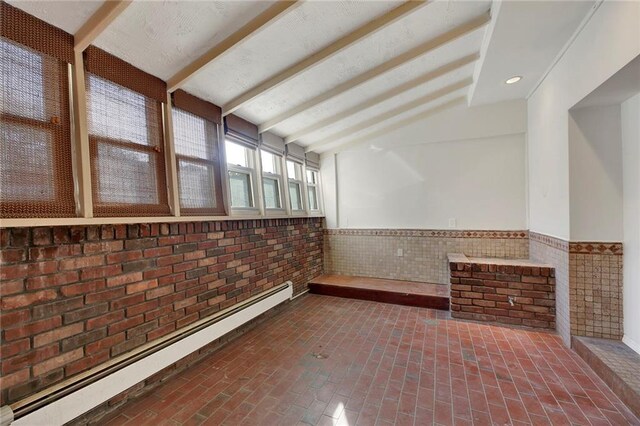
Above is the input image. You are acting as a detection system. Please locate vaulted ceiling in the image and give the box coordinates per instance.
[8,0,595,153]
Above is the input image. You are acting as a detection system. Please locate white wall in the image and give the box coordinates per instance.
[320,153,338,228]
[568,105,623,241]
[324,99,527,230]
[622,93,640,354]
[527,0,640,240]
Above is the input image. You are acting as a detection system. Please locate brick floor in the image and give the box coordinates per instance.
[102,295,639,425]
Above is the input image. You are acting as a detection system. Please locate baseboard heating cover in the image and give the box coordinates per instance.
[3,282,293,426]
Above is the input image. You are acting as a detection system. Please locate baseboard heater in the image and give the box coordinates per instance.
[2,282,293,426]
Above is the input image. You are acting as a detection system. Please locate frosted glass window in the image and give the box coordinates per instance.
[289,182,302,211]
[263,177,281,209]
[308,187,318,211]
[229,171,252,208]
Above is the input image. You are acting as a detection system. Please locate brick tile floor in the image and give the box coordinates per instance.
[102,295,639,425]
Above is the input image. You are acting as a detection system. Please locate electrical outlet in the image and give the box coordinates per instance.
[396,248,403,257]
[448,218,456,228]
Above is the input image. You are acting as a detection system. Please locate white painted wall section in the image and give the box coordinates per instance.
[622,93,640,355]
[527,0,640,240]
[320,153,338,229]
[568,105,623,242]
[326,100,527,230]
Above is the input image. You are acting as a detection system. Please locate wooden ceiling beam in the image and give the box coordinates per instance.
[167,1,301,92]
[305,78,472,152]
[259,12,490,133]
[222,0,429,117]
[285,53,478,144]
[74,0,133,52]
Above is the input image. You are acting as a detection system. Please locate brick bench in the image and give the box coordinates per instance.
[448,253,556,329]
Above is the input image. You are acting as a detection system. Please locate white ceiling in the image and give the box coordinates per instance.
[469,0,596,106]
[7,0,595,153]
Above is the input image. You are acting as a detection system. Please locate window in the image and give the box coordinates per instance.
[86,74,169,216]
[0,37,75,218]
[260,150,284,210]
[286,160,304,211]
[306,169,320,211]
[226,140,257,209]
[172,108,224,215]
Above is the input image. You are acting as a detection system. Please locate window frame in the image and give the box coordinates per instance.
[259,149,286,214]
[85,73,170,217]
[285,159,306,215]
[305,167,322,213]
[171,107,225,216]
[224,138,260,214]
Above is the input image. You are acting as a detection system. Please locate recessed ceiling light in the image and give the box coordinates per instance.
[505,76,522,84]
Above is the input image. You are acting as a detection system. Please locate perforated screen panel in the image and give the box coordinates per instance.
[86,73,170,217]
[0,37,75,218]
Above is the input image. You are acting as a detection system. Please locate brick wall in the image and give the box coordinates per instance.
[449,254,556,329]
[0,218,323,406]
[530,232,570,344]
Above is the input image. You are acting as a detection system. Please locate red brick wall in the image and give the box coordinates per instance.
[0,218,323,405]
[449,259,556,329]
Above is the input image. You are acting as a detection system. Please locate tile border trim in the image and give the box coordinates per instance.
[529,231,569,251]
[568,242,623,255]
[529,232,623,255]
[324,229,529,239]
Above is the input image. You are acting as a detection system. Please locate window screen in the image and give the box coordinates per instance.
[86,73,169,217]
[0,37,75,218]
[172,108,225,215]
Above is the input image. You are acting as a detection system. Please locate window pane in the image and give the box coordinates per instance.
[308,187,318,210]
[226,140,248,167]
[306,170,316,184]
[173,108,215,160]
[0,38,50,121]
[229,170,253,207]
[0,122,54,201]
[87,75,153,146]
[95,143,159,204]
[261,151,277,174]
[178,159,216,209]
[289,182,302,210]
[263,177,281,209]
[286,160,301,180]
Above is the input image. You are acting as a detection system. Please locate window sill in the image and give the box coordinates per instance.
[0,213,325,228]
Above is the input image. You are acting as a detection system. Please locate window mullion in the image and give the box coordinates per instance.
[254,149,266,216]
[162,93,180,217]
[70,50,93,218]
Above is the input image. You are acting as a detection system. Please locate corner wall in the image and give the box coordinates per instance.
[622,93,640,353]
[526,0,639,347]
[321,100,529,284]
[527,0,640,240]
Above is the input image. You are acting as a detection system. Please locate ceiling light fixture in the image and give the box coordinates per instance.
[505,76,522,84]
